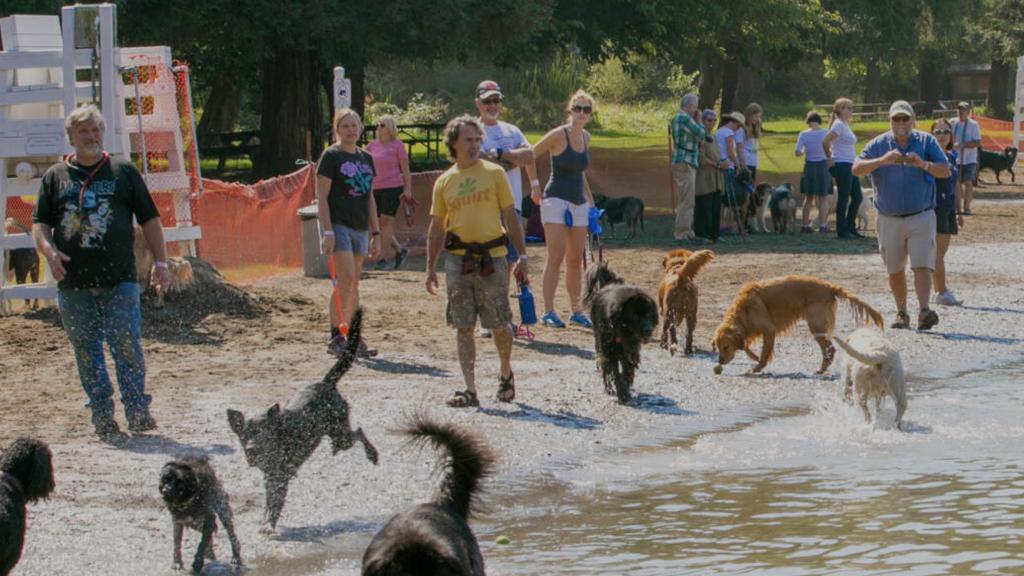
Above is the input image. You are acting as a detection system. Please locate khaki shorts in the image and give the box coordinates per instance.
[444,254,512,329]
[876,210,936,275]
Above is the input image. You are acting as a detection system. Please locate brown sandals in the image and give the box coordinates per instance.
[447,389,479,408]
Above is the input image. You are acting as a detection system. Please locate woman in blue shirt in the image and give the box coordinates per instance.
[929,118,964,306]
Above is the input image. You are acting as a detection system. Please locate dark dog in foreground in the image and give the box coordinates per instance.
[593,194,645,239]
[978,146,1017,184]
[227,307,378,531]
[160,455,242,573]
[1,438,55,576]
[769,183,797,234]
[584,261,659,403]
[362,415,496,576]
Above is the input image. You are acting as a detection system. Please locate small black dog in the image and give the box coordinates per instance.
[978,146,1017,184]
[583,262,659,403]
[769,183,797,234]
[159,455,242,573]
[594,193,645,239]
[227,307,378,531]
[1,438,55,576]
[362,415,496,576]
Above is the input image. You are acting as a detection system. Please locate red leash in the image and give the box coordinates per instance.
[401,194,420,228]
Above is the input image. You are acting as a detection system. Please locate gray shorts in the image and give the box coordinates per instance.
[444,254,512,329]
[330,223,369,256]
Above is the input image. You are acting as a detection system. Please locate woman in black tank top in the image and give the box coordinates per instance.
[529,90,597,329]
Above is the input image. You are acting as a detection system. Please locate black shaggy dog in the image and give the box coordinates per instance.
[362,415,496,576]
[978,146,1017,184]
[227,307,378,532]
[594,193,645,239]
[159,455,242,573]
[583,261,659,403]
[0,438,55,576]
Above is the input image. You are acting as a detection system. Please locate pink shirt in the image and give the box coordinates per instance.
[365,139,408,189]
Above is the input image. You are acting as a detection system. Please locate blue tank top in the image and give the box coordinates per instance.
[543,128,589,205]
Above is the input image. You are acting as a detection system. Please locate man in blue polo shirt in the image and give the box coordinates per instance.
[852,100,950,331]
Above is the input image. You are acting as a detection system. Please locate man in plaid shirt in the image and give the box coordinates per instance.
[671,93,707,242]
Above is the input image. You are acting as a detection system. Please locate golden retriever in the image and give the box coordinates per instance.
[711,275,883,374]
[658,250,714,356]
[133,227,194,308]
[661,248,693,271]
[833,327,907,429]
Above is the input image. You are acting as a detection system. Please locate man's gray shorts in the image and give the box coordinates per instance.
[444,253,512,329]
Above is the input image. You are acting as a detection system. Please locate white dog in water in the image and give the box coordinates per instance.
[833,327,907,429]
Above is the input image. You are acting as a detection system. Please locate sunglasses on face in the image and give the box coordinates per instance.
[933,128,951,134]
[481,98,502,105]
[572,105,593,114]
[377,122,386,127]
[891,115,912,123]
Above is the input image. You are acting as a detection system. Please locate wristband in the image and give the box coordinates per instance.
[530,179,540,187]
[924,161,930,171]
[372,231,381,236]
[518,254,528,261]
[322,231,335,237]
[154,261,168,269]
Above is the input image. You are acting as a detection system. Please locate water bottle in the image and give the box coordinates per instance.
[516,272,537,325]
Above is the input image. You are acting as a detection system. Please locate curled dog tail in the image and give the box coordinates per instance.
[404,414,496,520]
[676,250,714,282]
[321,307,363,387]
[832,333,888,365]
[834,287,884,329]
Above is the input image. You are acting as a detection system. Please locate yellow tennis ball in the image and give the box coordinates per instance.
[495,535,511,545]
[713,364,723,375]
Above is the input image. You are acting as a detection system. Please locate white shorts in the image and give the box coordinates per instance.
[540,197,589,227]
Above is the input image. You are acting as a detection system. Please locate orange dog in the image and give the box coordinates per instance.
[711,275,883,374]
[658,250,714,355]
[661,248,693,271]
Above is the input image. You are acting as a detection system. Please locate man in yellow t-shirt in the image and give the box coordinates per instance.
[426,115,529,408]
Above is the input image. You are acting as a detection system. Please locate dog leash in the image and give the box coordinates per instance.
[327,255,349,337]
[1,471,23,496]
[401,194,420,228]
[64,152,110,213]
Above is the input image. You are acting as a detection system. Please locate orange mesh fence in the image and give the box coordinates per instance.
[973,115,1019,151]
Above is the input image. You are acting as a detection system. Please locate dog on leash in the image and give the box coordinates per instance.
[584,261,659,403]
[227,307,378,531]
[593,194,645,239]
[723,170,752,237]
[747,183,773,233]
[768,183,797,234]
[711,275,884,374]
[833,327,907,430]
[1,438,55,576]
[133,227,194,308]
[362,415,496,576]
[658,250,714,356]
[978,146,1017,184]
[159,455,242,573]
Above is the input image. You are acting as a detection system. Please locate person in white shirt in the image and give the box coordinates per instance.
[949,101,982,215]
[822,97,864,238]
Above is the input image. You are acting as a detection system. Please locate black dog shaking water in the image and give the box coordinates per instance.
[584,262,659,403]
[362,415,496,576]
[159,455,242,573]
[0,438,55,576]
[227,307,378,531]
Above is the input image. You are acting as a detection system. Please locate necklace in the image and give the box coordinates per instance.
[64,152,110,212]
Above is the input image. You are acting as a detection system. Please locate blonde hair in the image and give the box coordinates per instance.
[331,108,362,144]
[376,114,398,142]
[830,97,854,128]
[64,104,106,140]
[566,89,596,119]
[742,103,762,139]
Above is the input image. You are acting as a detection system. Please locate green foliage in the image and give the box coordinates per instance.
[587,53,700,104]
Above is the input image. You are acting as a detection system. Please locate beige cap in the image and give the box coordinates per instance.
[888,100,914,118]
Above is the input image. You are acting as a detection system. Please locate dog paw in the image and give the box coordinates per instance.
[171,561,184,571]
[259,523,277,535]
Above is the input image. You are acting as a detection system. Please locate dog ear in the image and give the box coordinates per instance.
[266,404,282,425]
[226,409,246,436]
[24,441,55,502]
[710,336,719,352]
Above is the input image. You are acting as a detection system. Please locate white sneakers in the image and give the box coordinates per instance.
[933,290,961,306]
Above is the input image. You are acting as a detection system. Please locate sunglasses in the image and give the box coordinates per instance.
[933,128,951,135]
[376,122,387,127]
[481,98,502,105]
[891,115,912,123]
[572,105,593,114]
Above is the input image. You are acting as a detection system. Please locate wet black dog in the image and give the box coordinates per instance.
[978,146,1017,184]
[362,415,496,576]
[583,261,659,403]
[159,455,242,573]
[227,307,378,531]
[1,438,55,576]
[594,194,645,239]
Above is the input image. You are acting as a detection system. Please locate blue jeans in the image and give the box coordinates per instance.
[58,282,150,417]
[830,162,863,235]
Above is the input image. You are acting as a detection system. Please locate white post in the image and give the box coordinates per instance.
[1014,56,1023,162]
[333,66,351,111]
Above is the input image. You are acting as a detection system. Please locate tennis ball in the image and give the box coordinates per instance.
[495,535,511,545]
[713,363,723,375]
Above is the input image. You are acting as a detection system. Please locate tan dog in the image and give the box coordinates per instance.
[813,188,872,231]
[661,248,693,271]
[133,228,194,308]
[833,327,907,429]
[711,275,883,374]
[659,250,714,356]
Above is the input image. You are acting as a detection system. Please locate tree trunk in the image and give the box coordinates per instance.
[918,61,940,117]
[698,50,724,112]
[348,60,366,120]
[987,58,1011,120]
[719,56,740,114]
[865,59,881,104]
[253,48,321,180]
[196,75,241,136]
[733,54,767,110]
